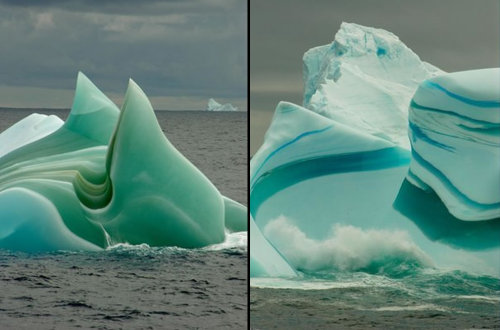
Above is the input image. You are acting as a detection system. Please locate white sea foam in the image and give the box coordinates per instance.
[263,215,433,274]
[454,295,500,303]
[369,304,449,312]
[204,230,247,251]
[251,277,376,290]
[104,231,247,253]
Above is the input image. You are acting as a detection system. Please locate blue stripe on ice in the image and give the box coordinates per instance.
[411,149,500,211]
[424,81,500,108]
[251,125,333,187]
[408,122,455,152]
[410,100,497,126]
[251,147,411,217]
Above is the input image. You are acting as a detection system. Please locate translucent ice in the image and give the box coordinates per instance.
[408,68,500,220]
[0,114,63,158]
[0,73,247,252]
[250,23,500,278]
[207,98,238,111]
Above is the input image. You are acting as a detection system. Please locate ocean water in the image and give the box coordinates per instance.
[251,267,500,329]
[0,109,247,329]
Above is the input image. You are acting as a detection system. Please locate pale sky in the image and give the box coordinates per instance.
[250,0,500,154]
[0,0,247,110]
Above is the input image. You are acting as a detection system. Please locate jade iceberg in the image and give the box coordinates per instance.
[0,72,247,252]
[250,23,500,278]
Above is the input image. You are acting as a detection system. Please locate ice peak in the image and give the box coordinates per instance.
[302,23,443,148]
[333,22,405,58]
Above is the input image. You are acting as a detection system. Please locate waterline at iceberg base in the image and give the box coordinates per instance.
[0,72,247,252]
[250,23,499,325]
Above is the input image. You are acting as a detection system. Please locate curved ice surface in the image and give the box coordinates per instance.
[0,114,63,158]
[207,98,238,111]
[408,68,500,221]
[251,23,500,278]
[0,72,247,252]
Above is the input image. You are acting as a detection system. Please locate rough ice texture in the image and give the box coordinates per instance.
[207,98,238,111]
[408,68,500,220]
[0,73,247,252]
[303,22,442,148]
[250,23,500,278]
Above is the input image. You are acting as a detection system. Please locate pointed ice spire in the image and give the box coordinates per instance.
[63,72,120,145]
[103,79,226,247]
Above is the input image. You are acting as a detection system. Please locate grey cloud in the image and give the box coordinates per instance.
[0,0,240,16]
[0,0,246,109]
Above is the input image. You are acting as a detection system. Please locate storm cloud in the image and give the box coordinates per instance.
[0,0,247,110]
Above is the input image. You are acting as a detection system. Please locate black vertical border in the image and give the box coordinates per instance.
[246,0,251,328]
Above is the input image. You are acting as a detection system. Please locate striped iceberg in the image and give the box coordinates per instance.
[0,73,247,252]
[408,68,500,221]
[250,23,500,278]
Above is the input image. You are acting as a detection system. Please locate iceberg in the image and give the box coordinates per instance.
[207,98,238,111]
[0,72,247,252]
[303,22,442,148]
[408,68,500,221]
[250,23,500,278]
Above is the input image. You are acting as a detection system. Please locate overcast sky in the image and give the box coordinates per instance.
[250,0,500,154]
[0,0,247,110]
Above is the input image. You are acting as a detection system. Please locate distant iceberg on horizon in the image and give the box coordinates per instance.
[0,72,247,252]
[250,22,500,278]
[207,98,238,111]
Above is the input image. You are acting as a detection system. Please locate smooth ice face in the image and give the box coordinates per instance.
[0,114,63,158]
[251,23,500,278]
[408,68,500,220]
[0,73,247,252]
[303,22,442,148]
[250,215,296,278]
[207,98,238,111]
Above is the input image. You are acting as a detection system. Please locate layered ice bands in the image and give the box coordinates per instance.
[408,68,500,221]
[251,23,500,279]
[0,73,247,252]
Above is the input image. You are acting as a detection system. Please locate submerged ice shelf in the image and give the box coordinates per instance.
[250,23,500,279]
[0,73,247,252]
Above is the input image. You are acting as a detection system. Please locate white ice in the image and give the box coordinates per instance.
[207,98,238,111]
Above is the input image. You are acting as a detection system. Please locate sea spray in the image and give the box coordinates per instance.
[264,215,433,277]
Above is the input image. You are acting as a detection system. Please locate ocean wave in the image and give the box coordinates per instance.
[102,230,247,255]
[250,274,394,290]
[368,304,450,312]
[264,215,433,277]
[203,231,247,251]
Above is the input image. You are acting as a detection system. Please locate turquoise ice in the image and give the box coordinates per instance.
[250,23,500,278]
[408,68,500,220]
[0,73,247,252]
